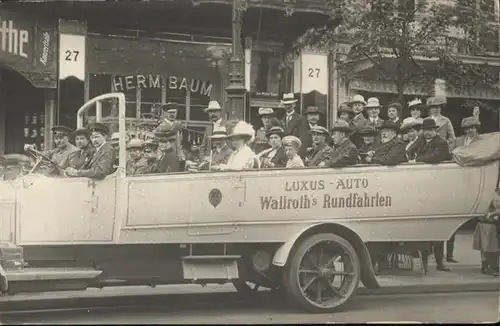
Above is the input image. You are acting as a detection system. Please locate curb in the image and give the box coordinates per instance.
[358,281,499,295]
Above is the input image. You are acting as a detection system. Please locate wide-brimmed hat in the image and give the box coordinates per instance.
[426,97,446,107]
[281,93,298,105]
[387,102,402,112]
[349,95,367,106]
[408,99,425,111]
[422,118,438,129]
[74,128,90,138]
[356,125,378,136]
[162,102,178,113]
[310,125,329,136]
[228,121,255,141]
[265,126,285,138]
[86,122,109,136]
[51,125,73,135]
[365,97,381,109]
[330,120,352,133]
[400,118,424,133]
[210,126,229,139]
[126,138,144,150]
[282,135,302,149]
[258,107,275,116]
[304,106,321,115]
[204,100,223,113]
[461,116,481,129]
[338,103,353,115]
[379,120,401,133]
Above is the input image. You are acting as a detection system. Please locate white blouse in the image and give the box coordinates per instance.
[286,155,305,168]
[220,145,256,170]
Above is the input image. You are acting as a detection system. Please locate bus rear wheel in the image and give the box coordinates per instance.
[283,233,360,313]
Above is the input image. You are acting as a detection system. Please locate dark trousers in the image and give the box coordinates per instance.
[422,241,446,269]
[446,233,455,259]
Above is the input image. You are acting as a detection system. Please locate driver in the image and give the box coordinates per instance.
[24,125,78,173]
[64,123,116,179]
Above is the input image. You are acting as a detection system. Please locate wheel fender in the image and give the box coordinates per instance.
[272,224,323,267]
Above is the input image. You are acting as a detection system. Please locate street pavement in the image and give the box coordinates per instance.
[2,292,498,324]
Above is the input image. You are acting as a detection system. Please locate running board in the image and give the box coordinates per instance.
[2,267,102,294]
[181,255,241,281]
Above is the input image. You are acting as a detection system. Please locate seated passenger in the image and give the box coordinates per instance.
[185,144,205,171]
[356,126,378,164]
[218,121,257,171]
[64,123,116,179]
[126,138,147,176]
[155,131,180,173]
[258,126,287,168]
[365,121,407,166]
[202,126,233,170]
[414,118,450,164]
[110,132,120,170]
[253,108,281,154]
[453,116,482,150]
[305,126,333,167]
[68,128,94,170]
[400,118,423,160]
[137,139,160,174]
[24,125,79,174]
[324,120,358,168]
[282,135,305,168]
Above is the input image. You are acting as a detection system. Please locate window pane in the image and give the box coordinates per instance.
[141,86,162,103]
[126,102,138,118]
[89,74,112,99]
[190,105,210,121]
[166,88,185,105]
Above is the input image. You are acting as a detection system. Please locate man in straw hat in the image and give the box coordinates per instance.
[349,95,367,129]
[280,93,309,157]
[365,121,407,166]
[196,126,233,171]
[24,125,79,173]
[201,100,225,157]
[68,127,94,170]
[413,118,450,164]
[324,120,358,168]
[125,138,147,176]
[282,135,305,168]
[254,107,280,154]
[65,122,116,179]
[426,96,455,148]
[365,97,385,130]
[306,126,333,167]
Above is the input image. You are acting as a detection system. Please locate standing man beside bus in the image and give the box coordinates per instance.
[280,93,309,158]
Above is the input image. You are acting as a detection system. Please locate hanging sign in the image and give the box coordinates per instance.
[301,52,328,95]
[59,33,85,81]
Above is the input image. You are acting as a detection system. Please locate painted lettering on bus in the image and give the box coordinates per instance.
[335,178,369,190]
[284,180,325,192]
[260,195,318,210]
[323,192,392,208]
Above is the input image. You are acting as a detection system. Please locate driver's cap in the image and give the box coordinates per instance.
[51,125,73,135]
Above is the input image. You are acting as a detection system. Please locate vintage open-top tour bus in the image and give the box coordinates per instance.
[0,93,499,313]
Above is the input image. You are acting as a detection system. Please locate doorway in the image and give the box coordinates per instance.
[0,66,44,154]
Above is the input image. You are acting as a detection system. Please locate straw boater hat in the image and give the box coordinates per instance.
[258,107,275,116]
[210,126,229,139]
[422,118,439,130]
[426,97,446,107]
[204,100,223,113]
[281,93,298,105]
[86,122,109,136]
[304,106,321,115]
[330,120,352,133]
[400,118,424,133]
[126,138,144,150]
[461,116,481,129]
[265,126,285,138]
[349,95,367,106]
[228,121,255,142]
[310,125,329,136]
[364,97,381,109]
[356,125,378,136]
[282,135,302,150]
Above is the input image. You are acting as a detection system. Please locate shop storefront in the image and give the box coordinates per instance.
[0,9,57,154]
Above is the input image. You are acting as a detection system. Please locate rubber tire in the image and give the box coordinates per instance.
[283,233,361,313]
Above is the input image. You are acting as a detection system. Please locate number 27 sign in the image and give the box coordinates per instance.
[59,34,86,81]
[301,53,328,95]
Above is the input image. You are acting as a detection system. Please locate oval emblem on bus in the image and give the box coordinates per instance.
[208,188,222,208]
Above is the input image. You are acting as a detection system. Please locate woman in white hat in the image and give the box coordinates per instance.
[217,121,258,171]
[282,135,305,168]
[403,99,426,124]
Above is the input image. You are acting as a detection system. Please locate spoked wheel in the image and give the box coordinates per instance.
[283,233,360,313]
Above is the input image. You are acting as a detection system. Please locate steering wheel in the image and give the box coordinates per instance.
[25,147,61,175]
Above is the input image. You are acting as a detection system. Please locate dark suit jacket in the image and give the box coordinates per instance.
[358,143,377,164]
[157,148,180,173]
[325,138,359,168]
[259,146,287,168]
[211,145,233,166]
[282,112,309,157]
[308,142,333,167]
[415,135,450,164]
[371,138,408,166]
[68,147,94,170]
[77,143,116,179]
[405,136,424,161]
[201,120,225,157]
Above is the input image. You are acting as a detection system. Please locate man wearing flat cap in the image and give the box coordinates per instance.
[413,118,450,164]
[306,126,333,167]
[68,128,95,170]
[324,120,359,168]
[155,131,180,173]
[24,125,78,174]
[280,93,309,158]
[65,123,116,179]
[137,139,161,175]
[303,106,323,153]
[365,121,407,166]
